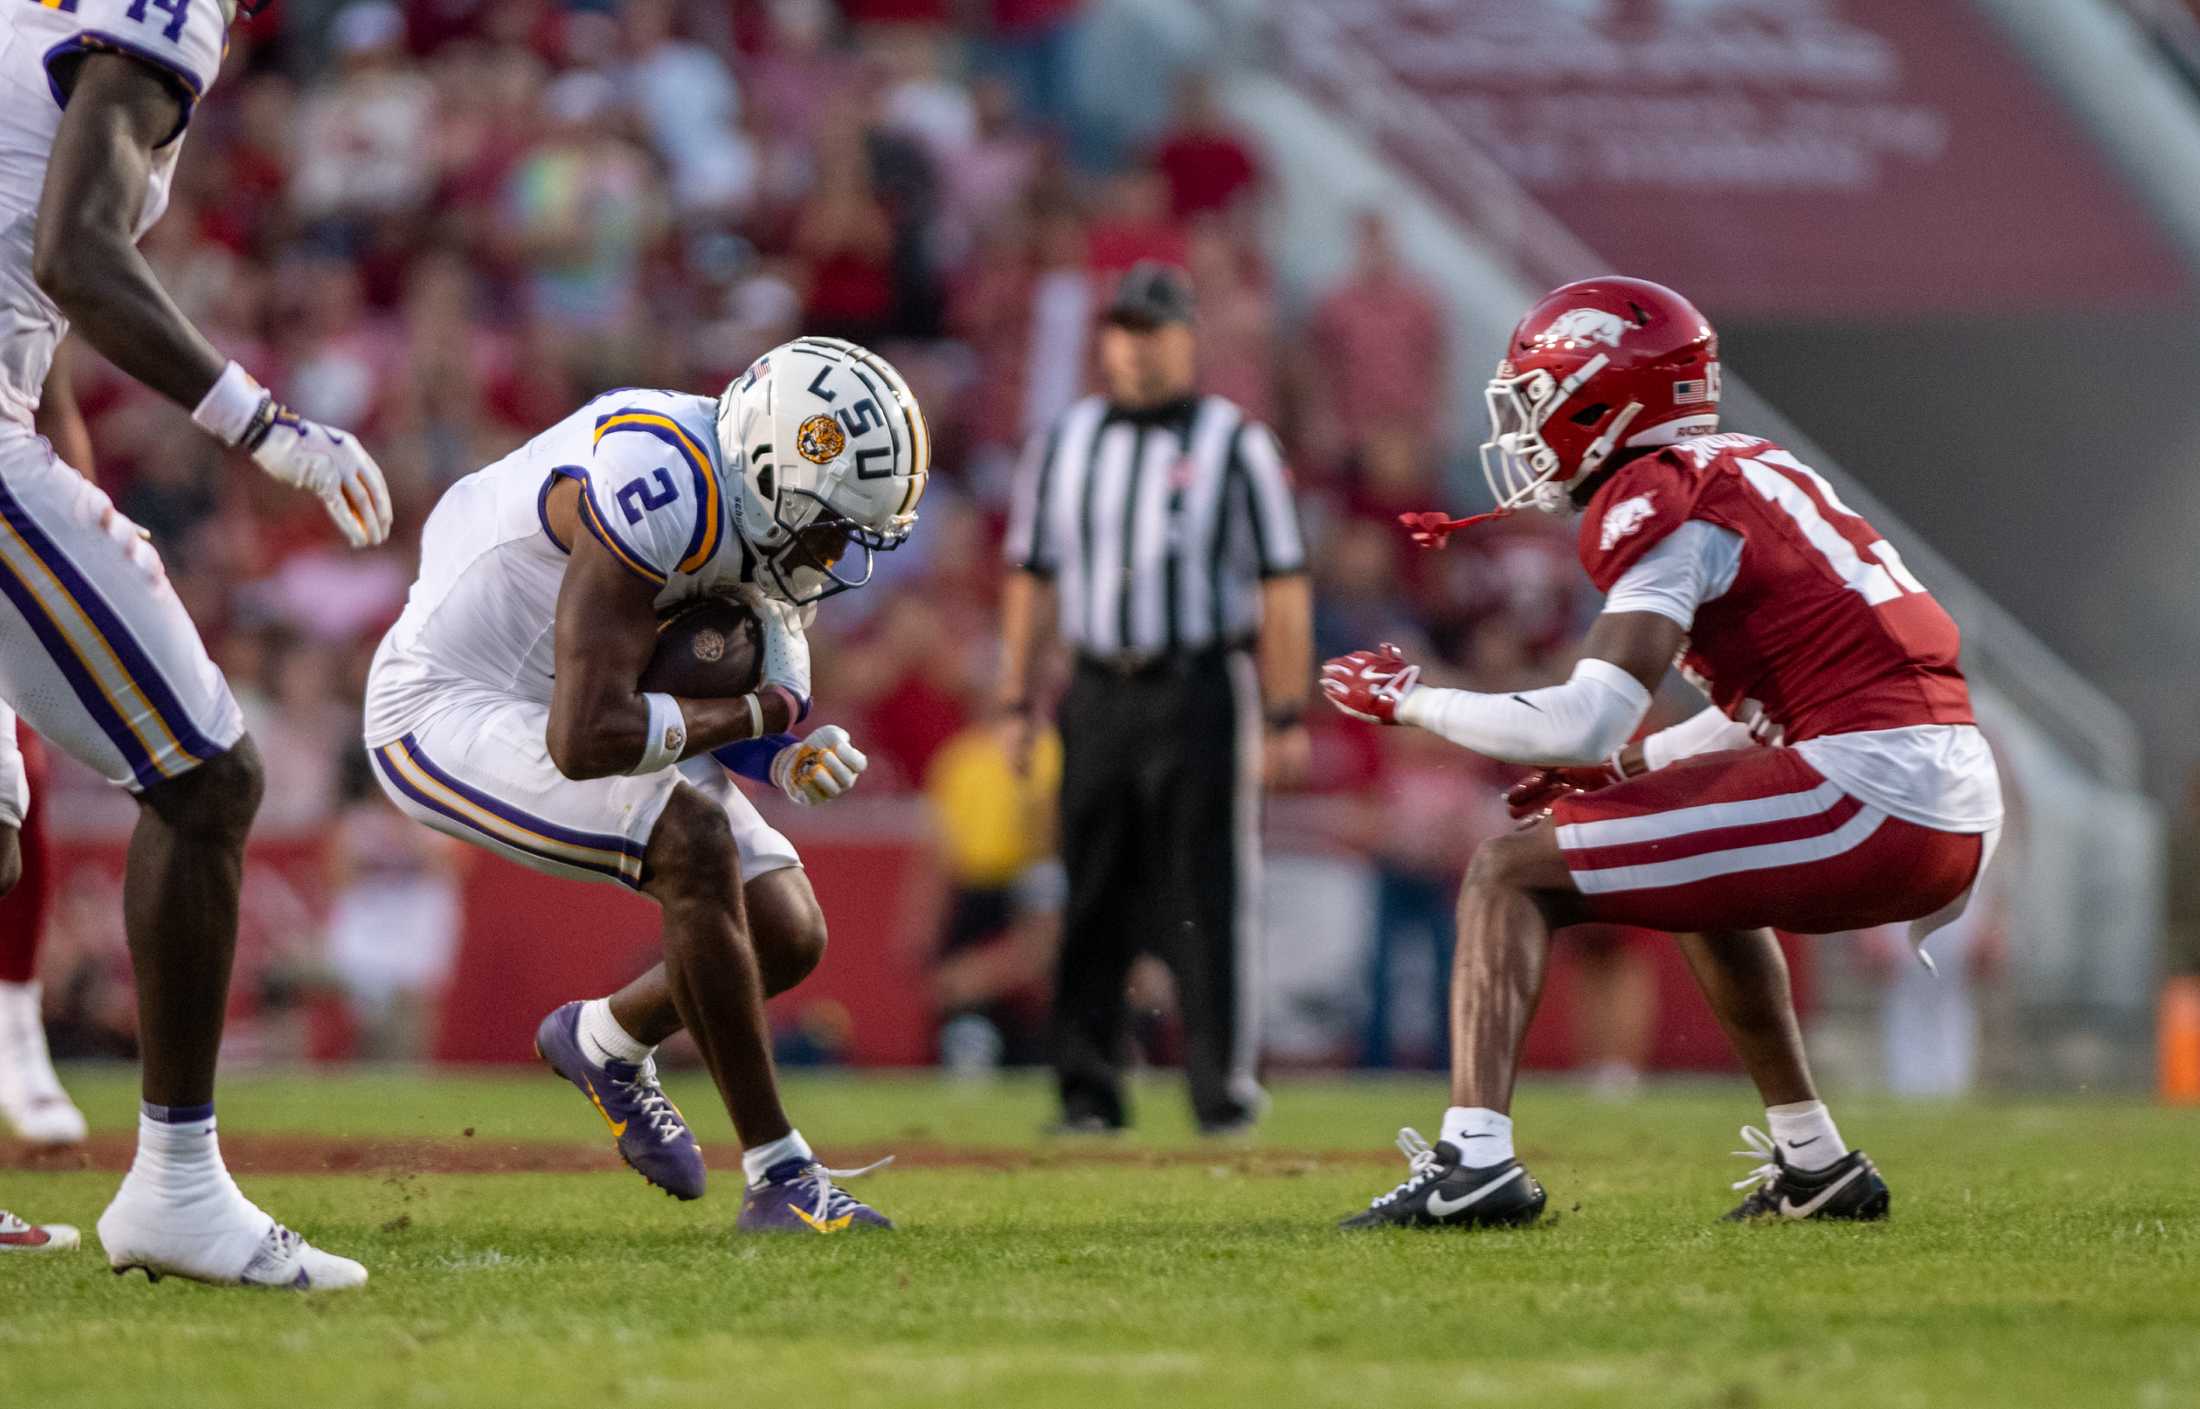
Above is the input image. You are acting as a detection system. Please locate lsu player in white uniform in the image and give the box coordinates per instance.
[0,0,390,1285]
[366,337,924,1232]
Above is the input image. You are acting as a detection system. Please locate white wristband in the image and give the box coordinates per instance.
[191,360,270,447]
[627,692,689,775]
[743,694,763,740]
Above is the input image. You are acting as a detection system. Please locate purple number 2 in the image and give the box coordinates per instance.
[616,468,679,524]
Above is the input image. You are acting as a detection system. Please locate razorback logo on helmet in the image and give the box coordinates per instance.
[1599,491,1658,552]
[1542,308,1629,349]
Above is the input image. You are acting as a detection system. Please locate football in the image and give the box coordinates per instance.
[640,595,764,699]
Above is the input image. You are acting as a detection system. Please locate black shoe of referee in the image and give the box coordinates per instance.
[1339,1128,1547,1230]
[1722,1126,1890,1223]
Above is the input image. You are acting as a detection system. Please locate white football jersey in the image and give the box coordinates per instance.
[366,387,744,746]
[0,0,228,424]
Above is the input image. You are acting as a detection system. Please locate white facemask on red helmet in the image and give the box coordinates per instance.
[1481,276,1721,515]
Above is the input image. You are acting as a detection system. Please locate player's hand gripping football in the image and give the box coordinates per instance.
[1320,644,1422,725]
[247,405,393,549]
[1503,763,1625,823]
[771,725,867,805]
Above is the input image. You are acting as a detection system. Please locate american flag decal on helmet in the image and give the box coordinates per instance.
[1675,363,1724,406]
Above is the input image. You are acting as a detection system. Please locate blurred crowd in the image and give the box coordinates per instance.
[43,0,1670,1069]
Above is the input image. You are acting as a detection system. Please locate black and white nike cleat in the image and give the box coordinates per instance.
[1339,1128,1547,1230]
[1722,1125,1890,1223]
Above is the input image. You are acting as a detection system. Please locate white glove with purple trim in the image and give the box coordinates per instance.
[249,410,392,549]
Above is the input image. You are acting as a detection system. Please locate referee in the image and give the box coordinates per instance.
[995,262,1313,1135]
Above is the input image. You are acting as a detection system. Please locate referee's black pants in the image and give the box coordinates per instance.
[1052,648,1264,1130]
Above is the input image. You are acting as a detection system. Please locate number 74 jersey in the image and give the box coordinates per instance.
[1577,433,1975,745]
[0,0,224,424]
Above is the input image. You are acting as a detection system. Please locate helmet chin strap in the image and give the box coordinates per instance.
[1398,507,1510,549]
[1411,400,1648,550]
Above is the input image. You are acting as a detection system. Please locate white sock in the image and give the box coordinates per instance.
[742,1129,814,1185]
[127,1104,243,1205]
[1766,1100,1845,1171]
[578,998,652,1066]
[1438,1106,1515,1167]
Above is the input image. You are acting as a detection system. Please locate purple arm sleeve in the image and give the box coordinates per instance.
[713,733,797,782]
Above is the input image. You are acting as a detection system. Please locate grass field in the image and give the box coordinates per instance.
[5,1067,2198,1409]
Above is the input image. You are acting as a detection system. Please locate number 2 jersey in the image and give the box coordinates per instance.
[365,388,743,747]
[0,0,225,425]
[1579,432,2002,834]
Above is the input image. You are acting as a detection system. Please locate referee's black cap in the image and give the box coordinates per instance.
[1102,262,1197,331]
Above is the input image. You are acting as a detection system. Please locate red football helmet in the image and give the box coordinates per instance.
[1480,276,1721,515]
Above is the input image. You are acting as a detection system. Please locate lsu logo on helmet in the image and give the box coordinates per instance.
[796,414,846,465]
[1542,308,1629,349]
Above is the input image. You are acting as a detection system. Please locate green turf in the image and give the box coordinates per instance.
[7,1069,2199,1408]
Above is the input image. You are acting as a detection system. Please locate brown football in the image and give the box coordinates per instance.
[640,596,764,699]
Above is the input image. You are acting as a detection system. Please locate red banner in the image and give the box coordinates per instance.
[433,830,947,1066]
[1284,0,2187,316]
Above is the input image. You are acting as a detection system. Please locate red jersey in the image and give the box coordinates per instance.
[1577,434,1974,744]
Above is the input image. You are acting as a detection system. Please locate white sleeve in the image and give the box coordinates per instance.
[1601,520,1743,629]
[577,409,718,590]
[1395,658,1651,768]
[1642,705,1757,771]
[46,0,229,143]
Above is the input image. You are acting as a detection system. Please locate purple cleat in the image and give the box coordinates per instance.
[534,1002,706,1201]
[737,1156,895,1234]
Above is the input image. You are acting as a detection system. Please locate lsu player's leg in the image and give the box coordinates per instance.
[639,784,786,1145]
[639,786,889,1232]
[0,431,361,1286]
[600,866,829,1046]
[368,700,885,1227]
[543,865,822,1203]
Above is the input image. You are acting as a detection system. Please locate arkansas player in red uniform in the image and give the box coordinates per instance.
[1323,277,2001,1230]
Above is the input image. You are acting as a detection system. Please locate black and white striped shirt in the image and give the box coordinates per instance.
[1004,393,1307,659]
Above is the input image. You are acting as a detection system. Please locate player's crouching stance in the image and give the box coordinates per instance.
[1324,278,2002,1230]
[365,338,925,1232]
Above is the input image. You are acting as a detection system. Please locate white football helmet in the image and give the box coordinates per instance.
[714,337,931,605]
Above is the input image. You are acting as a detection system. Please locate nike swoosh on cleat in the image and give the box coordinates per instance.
[791,1206,856,1233]
[1511,695,1543,713]
[1425,1166,1525,1218]
[583,1078,628,1138]
[1777,1164,1865,1218]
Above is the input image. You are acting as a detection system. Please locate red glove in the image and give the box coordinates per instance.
[1503,763,1625,822]
[1321,644,1422,725]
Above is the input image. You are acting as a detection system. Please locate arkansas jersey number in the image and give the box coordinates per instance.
[1738,449,1926,608]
